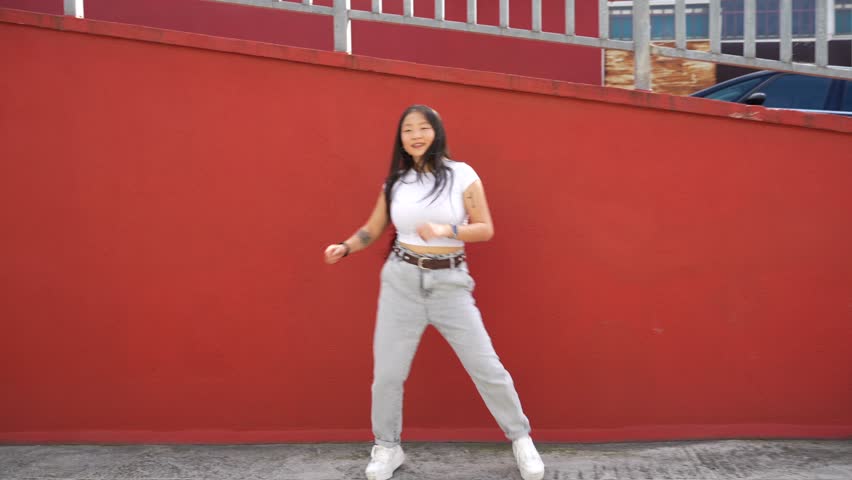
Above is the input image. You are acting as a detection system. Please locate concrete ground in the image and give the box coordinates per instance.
[0,439,849,480]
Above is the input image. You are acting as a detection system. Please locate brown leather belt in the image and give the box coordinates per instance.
[392,246,466,270]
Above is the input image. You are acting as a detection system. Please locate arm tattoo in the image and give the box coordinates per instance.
[466,193,477,209]
[356,229,373,246]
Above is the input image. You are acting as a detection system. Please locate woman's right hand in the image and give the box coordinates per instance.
[324,243,348,264]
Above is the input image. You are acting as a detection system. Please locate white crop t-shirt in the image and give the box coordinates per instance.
[388,159,480,248]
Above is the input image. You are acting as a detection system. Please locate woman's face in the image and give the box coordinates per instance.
[400,111,435,162]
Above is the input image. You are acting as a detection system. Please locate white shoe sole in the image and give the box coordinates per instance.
[365,453,404,480]
[520,469,544,480]
[521,471,544,480]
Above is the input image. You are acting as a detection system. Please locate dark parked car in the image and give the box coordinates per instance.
[690,70,852,117]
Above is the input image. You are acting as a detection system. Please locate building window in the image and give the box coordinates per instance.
[610,1,848,40]
[687,6,711,38]
[721,0,816,39]
[610,7,633,40]
[652,8,676,40]
[609,5,709,40]
[838,0,852,35]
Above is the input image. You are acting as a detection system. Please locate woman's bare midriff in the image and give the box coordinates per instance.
[399,242,464,255]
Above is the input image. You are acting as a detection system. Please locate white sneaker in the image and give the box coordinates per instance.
[512,436,544,480]
[365,444,405,480]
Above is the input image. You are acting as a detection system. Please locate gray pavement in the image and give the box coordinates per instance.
[0,440,850,480]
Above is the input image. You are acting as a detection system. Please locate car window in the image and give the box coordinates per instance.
[842,81,852,112]
[758,74,832,110]
[704,77,765,101]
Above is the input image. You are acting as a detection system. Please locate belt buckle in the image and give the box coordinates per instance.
[417,256,431,270]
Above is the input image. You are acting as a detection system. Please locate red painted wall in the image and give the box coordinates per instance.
[0,0,58,14]
[0,0,601,85]
[1,12,851,443]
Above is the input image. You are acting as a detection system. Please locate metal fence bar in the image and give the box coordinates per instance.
[565,0,574,36]
[815,0,828,67]
[709,0,721,54]
[633,0,651,90]
[652,45,852,80]
[347,10,634,50]
[212,0,852,84]
[532,0,542,32]
[674,0,686,49]
[64,0,84,18]
[779,0,792,63]
[744,0,756,58]
[212,0,334,15]
[333,0,351,53]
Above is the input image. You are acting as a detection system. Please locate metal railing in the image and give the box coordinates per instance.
[64,0,852,90]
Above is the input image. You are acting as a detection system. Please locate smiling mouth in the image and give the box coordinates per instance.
[411,143,425,148]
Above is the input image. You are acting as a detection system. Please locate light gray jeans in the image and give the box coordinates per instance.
[372,244,531,447]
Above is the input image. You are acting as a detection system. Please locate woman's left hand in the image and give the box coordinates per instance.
[417,223,451,241]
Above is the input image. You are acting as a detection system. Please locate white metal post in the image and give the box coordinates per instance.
[709,0,721,54]
[779,0,793,63]
[675,0,686,49]
[532,0,542,32]
[565,0,574,35]
[334,0,351,54]
[633,0,651,90]
[64,0,84,18]
[815,0,828,67]
[744,0,756,58]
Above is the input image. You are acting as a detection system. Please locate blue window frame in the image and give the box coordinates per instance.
[838,0,852,35]
[609,5,709,41]
[652,11,675,40]
[687,8,710,38]
[721,0,816,39]
[610,7,633,40]
[609,1,850,40]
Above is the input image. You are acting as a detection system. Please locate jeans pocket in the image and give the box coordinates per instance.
[449,267,475,291]
[464,271,476,291]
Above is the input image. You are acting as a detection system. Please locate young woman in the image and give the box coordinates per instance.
[323,105,544,480]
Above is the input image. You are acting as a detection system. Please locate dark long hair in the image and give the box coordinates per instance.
[383,105,453,222]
